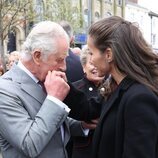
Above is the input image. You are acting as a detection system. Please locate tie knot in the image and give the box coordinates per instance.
[38,81,46,93]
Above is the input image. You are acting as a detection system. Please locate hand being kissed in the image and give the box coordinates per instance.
[44,71,70,101]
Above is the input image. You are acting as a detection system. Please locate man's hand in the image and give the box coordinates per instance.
[44,71,70,101]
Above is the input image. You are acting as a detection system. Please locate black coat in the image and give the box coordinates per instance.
[72,76,101,158]
[66,49,84,82]
[65,77,158,158]
[73,76,100,99]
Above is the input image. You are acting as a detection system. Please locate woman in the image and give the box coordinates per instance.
[64,16,158,158]
[86,16,158,158]
[73,45,104,95]
[71,45,104,158]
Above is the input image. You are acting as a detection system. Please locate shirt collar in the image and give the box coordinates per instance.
[17,61,39,84]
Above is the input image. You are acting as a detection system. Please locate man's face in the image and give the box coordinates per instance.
[36,37,69,82]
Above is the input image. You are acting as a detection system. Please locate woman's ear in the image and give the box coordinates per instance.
[104,48,113,63]
[32,51,42,65]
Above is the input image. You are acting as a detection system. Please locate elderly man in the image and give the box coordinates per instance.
[0,21,96,158]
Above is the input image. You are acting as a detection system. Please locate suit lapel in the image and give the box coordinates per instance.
[10,65,47,104]
[93,85,121,157]
[21,83,46,104]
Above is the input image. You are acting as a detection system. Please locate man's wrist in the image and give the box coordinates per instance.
[47,95,70,112]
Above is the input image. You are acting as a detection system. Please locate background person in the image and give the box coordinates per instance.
[71,45,104,158]
[0,57,4,76]
[59,21,84,82]
[7,51,20,70]
[70,47,82,56]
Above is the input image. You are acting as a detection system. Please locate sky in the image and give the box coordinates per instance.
[138,0,158,13]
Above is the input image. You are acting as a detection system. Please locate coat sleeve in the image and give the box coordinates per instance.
[64,82,103,121]
[123,92,158,158]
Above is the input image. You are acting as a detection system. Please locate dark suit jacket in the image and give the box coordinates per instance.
[93,77,158,158]
[72,76,101,158]
[66,49,84,82]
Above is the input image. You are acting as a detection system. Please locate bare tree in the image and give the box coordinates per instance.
[0,0,32,72]
[0,0,83,72]
[43,0,83,33]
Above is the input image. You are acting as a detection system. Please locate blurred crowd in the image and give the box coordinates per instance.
[0,51,20,76]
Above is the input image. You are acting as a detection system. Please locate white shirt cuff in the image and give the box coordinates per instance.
[83,128,89,136]
[47,95,71,113]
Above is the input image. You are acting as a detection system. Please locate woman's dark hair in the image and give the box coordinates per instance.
[89,16,158,95]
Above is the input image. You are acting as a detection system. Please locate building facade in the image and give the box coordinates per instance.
[3,0,158,53]
[125,0,158,50]
[80,0,125,33]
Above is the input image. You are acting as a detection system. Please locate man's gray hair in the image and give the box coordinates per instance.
[21,21,69,61]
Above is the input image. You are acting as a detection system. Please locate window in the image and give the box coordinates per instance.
[105,0,112,3]
[84,9,89,27]
[7,31,16,53]
[95,12,100,21]
[106,11,112,17]
[118,0,122,5]
[34,0,44,21]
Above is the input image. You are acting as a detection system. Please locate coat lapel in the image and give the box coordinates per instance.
[93,77,135,157]
[93,84,122,157]
[100,77,135,122]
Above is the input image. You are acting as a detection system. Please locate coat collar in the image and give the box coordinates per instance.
[5,64,46,104]
[93,76,135,156]
[100,76,135,121]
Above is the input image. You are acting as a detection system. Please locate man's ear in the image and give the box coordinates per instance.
[104,47,113,63]
[32,51,42,65]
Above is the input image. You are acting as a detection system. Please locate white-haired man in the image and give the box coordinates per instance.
[0,21,96,158]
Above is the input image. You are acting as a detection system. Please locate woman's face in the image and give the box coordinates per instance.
[87,36,110,78]
[83,56,103,84]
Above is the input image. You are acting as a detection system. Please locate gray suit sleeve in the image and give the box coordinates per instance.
[0,92,68,157]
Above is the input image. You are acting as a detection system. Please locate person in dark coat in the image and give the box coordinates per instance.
[71,45,104,158]
[59,21,84,83]
[60,16,158,158]
[66,49,84,82]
